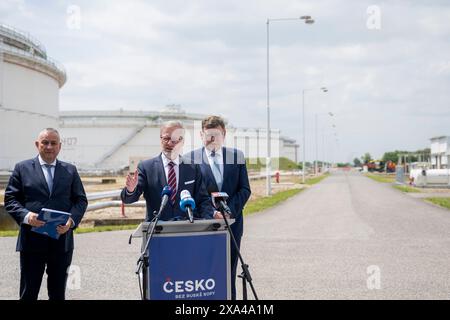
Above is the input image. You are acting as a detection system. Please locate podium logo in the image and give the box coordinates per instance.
[163,278,216,293]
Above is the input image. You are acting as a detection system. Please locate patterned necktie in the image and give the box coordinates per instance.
[167,161,177,204]
[210,150,223,191]
[44,164,54,194]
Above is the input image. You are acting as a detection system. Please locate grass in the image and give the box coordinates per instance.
[0,230,18,237]
[0,224,140,237]
[304,173,330,185]
[393,185,421,193]
[243,188,304,216]
[365,173,395,183]
[246,157,300,171]
[426,197,450,210]
[243,171,331,216]
[74,224,139,234]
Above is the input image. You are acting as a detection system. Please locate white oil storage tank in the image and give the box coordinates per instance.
[0,24,66,170]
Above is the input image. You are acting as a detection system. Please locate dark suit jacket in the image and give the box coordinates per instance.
[185,147,251,238]
[120,154,214,221]
[4,157,88,253]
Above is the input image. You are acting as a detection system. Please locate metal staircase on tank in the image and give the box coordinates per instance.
[95,125,146,168]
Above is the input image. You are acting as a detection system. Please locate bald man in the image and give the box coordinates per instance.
[5,128,87,300]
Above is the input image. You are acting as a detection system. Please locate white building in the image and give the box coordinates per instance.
[0,24,66,170]
[430,136,450,169]
[59,105,299,171]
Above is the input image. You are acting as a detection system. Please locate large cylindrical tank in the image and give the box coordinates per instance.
[0,24,66,170]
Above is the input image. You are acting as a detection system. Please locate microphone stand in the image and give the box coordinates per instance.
[217,204,258,300]
[136,208,164,300]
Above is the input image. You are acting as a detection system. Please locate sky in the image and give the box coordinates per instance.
[1,0,449,163]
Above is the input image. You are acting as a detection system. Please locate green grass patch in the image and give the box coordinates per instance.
[246,157,300,171]
[74,224,139,234]
[0,225,139,237]
[0,230,19,237]
[243,188,303,216]
[365,173,395,183]
[393,185,421,193]
[304,173,330,185]
[426,197,450,210]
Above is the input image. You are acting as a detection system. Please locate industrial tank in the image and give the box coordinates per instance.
[0,24,66,170]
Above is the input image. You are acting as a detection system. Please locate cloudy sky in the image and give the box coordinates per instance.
[1,0,449,163]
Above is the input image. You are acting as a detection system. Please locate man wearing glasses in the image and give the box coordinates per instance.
[121,121,214,221]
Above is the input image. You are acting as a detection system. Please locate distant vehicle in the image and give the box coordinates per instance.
[365,160,396,173]
[366,160,383,172]
[386,160,396,173]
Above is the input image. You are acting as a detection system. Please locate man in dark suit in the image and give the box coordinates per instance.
[121,121,214,221]
[186,116,251,300]
[4,128,88,300]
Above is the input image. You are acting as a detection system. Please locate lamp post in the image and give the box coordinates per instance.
[302,86,327,183]
[266,16,314,196]
[315,111,334,175]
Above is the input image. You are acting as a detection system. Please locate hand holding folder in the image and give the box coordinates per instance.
[31,208,72,240]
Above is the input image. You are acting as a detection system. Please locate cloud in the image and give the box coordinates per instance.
[2,0,450,162]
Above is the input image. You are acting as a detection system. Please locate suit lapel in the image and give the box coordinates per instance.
[51,160,63,194]
[178,157,186,200]
[156,154,167,187]
[32,156,50,196]
[221,147,228,191]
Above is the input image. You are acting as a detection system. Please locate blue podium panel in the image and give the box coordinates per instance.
[148,231,230,300]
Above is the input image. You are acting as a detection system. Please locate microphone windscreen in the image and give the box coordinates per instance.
[180,189,191,200]
[179,197,196,211]
[161,185,173,197]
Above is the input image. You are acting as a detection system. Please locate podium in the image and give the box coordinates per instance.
[131,219,234,300]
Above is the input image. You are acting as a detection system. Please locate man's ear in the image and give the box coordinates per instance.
[35,140,39,149]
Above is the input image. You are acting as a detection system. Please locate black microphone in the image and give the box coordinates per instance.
[157,186,173,216]
[179,190,195,223]
[208,185,232,216]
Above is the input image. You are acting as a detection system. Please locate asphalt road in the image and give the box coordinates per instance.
[1,171,449,299]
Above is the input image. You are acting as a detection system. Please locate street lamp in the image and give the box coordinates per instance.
[302,86,327,183]
[315,111,334,175]
[266,16,314,196]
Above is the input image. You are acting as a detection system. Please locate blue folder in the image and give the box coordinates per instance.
[31,208,71,240]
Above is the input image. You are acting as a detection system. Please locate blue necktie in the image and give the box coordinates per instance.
[210,151,223,190]
[44,164,54,194]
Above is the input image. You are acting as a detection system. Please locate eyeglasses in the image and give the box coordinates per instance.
[203,132,223,139]
[40,140,59,146]
[160,136,184,144]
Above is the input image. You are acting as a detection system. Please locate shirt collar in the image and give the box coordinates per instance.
[207,147,222,158]
[38,155,57,167]
[161,153,180,167]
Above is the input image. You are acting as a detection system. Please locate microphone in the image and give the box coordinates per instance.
[157,186,173,216]
[179,190,195,223]
[208,185,232,216]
